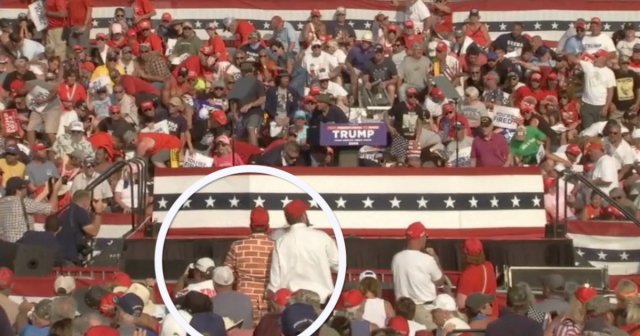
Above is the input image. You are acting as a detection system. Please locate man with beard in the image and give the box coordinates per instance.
[612,56,640,116]
[492,22,531,58]
[465,64,484,96]
[52,121,95,163]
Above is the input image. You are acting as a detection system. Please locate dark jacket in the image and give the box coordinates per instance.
[258,144,308,167]
[264,86,300,119]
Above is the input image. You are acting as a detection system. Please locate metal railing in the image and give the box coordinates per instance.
[555,169,640,228]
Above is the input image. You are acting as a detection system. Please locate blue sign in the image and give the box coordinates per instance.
[320,123,388,147]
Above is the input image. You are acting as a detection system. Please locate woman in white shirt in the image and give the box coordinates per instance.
[358,271,395,328]
[114,164,152,214]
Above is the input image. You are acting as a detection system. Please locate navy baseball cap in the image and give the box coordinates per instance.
[190,312,226,335]
[5,145,20,155]
[116,293,144,317]
[281,303,317,336]
[487,52,498,60]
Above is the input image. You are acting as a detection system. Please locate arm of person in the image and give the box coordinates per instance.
[267,245,281,292]
[325,233,340,272]
[80,201,104,237]
[136,140,153,157]
[426,254,446,286]
[286,27,297,52]
[24,179,62,214]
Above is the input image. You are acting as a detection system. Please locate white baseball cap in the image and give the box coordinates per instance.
[190,257,215,273]
[434,294,457,311]
[318,71,330,81]
[213,266,235,286]
[361,31,373,42]
[111,23,123,34]
[161,309,192,336]
[632,129,640,139]
[359,270,377,282]
[54,275,76,294]
[69,121,84,132]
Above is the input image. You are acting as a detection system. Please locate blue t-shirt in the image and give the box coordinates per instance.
[57,203,92,262]
[20,323,50,336]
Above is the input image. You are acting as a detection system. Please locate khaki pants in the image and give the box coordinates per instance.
[46,28,66,58]
[414,304,437,330]
[27,108,61,134]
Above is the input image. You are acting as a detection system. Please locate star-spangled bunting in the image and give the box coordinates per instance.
[153,192,544,211]
[26,18,640,32]
[574,248,640,268]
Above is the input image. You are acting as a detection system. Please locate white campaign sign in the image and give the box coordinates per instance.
[535,143,546,164]
[165,39,177,56]
[183,151,214,168]
[88,76,111,93]
[28,1,48,32]
[140,120,170,134]
[448,147,472,167]
[492,106,521,130]
[25,86,50,113]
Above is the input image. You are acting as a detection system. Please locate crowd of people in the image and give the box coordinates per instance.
[0,0,639,335]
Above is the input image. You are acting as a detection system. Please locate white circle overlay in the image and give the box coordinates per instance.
[154,165,347,336]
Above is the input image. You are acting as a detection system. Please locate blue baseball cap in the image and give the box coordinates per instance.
[5,145,20,155]
[281,303,317,336]
[116,293,144,317]
[487,52,498,60]
[190,312,226,335]
[294,110,308,120]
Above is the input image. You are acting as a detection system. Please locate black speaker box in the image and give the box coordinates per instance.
[545,224,568,238]
[14,244,54,277]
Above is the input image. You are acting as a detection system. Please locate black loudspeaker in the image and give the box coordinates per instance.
[0,240,19,269]
[14,244,54,277]
[505,266,609,291]
[545,224,568,238]
[143,221,162,238]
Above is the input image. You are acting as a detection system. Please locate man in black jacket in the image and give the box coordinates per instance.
[17,215,64,266]
[258,141,307,167]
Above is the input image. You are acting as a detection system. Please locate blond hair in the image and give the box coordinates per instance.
[626,302,640,324]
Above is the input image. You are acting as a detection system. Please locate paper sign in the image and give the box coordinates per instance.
[448,147,472,167]
[25,86,50,113]
[89,76,111,93]
[140,120,169,134]
[165,39,177,56]
[18,143,30,156]
[501,129,516,144]
[183,151,214,168]
[492,106,521,130]
[319,123,388,147]
[536,144,546,164]
[551,124,569,134]
[1,109,23,136]
[28,1,48,32]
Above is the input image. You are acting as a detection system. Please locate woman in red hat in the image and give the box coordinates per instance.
[455,238,497,317]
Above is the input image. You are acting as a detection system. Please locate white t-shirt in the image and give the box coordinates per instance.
[175,279,216,298]
[423,97,449,118]
[435,317,470,336]
[392,250,442,305]
[408,320,427,336]
[115,179,146,208]
[302,52,339,79]
[617,38,640,57]
[362,298,387,328]
[603,138,635,170]
[57,111,79,138]
[329,49,347,65]
[553,145,583,173]
[592,154,619,196]
[580,60,617,106]
[404,0,431,33]
[304,81,348,98]
[579,121,629,137]
[581,33,616,54]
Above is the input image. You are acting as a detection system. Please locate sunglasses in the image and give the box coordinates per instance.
[260,55,268,58]
[236,57,245,60]
[393,44,401,47]
[110,111,120,115]
[116,14,124,18]
[114,90,124,94]
[471,72,480,74]
[577,29,586,32]
[312,46,322,49]
[97,90,108,94]
[162,20,170,23]
[227,81,236,85]
[143,109,153,113]
[183,27,193,30]
[214,87,224,91]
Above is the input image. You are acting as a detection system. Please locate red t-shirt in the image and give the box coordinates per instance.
[456,261,498,317]
[404,34,423,50]
[209,35,229,62]
[67,0,91,27]
[140,33,164,54]
[173,55,203,77]
[132,0,154,25]
[107,38,128,49]
[512,84,533,107]
[621,324,640,336]
[234,21,256,49]
[58,83,87,105]
[120,75,160,96]
[46,0,67,29]
[139,133,182,155]
[560,101,580,126]
[530,89,550,105]
[440,114,472,138]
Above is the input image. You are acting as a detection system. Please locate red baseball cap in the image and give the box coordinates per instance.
[32,143,49,152]
[575,286,598,303]
[138,20,151,30]
[442,103,454,114]
[547,73,558,81]
[9,80,24,95]
[96,33,106,40]
[161,13,172,21]
[250,207,270,228]
[404,20,414,29]
[140,101,154,110]
[109,105,121,114]
[585,143,604,152]
[406,87,418,95]
[270,288,293,306]
[284,200,310,217]
[591,17,601,24]
[436,42,448,52]
[430,87,444,98]
[531,73,542,81]
[311,9,321,16]
[309,86,321,96]
[99,292,123,317]
[110,272,132,287]
[566,144,581,157]
[73,45,84,52]
[211,110,228,125]
[0,268,14,289]
[126,30,137,38]
[304,95,317,103]
[188,71,198,80]
[387,316,410,336]
[201,46,214,56]
[576,22,586,29]
[463,238,483,256]
[85,326,120,336]
[405,222,427,240]
[341,289,365,308]
[80,61,95,72]
[543,177,556,192]
[594,49,609,58]
[388,24,398,32]
[584,163,595,172]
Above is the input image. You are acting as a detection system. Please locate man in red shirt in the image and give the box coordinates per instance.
[109,69,160,96]
[126,30,140,56]
[404,21,423,51]
[45,0,67,58]
[137,21,164,54]
[222,17,256,49]
[205,23,229,62]
[127,0,156,29]
[67,0,92,49]
[172,46,214,78]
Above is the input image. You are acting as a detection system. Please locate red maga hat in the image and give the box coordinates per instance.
[405,222,427,240]
[250,207,270,228]
[284,199,310,217]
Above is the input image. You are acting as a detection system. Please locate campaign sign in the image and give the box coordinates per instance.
[1,109,23,136]
[492,106,521,130]
[28,1,48,32]
[320,123,388,147]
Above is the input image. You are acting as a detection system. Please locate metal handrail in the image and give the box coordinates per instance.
[558,169,640,227]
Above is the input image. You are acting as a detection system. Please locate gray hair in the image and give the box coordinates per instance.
[51,296,78,324]
[72,313,109,336]
[564,281,580,301]
[465,86,479,100]
[334,304,365,321]
[515,282,537,307]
